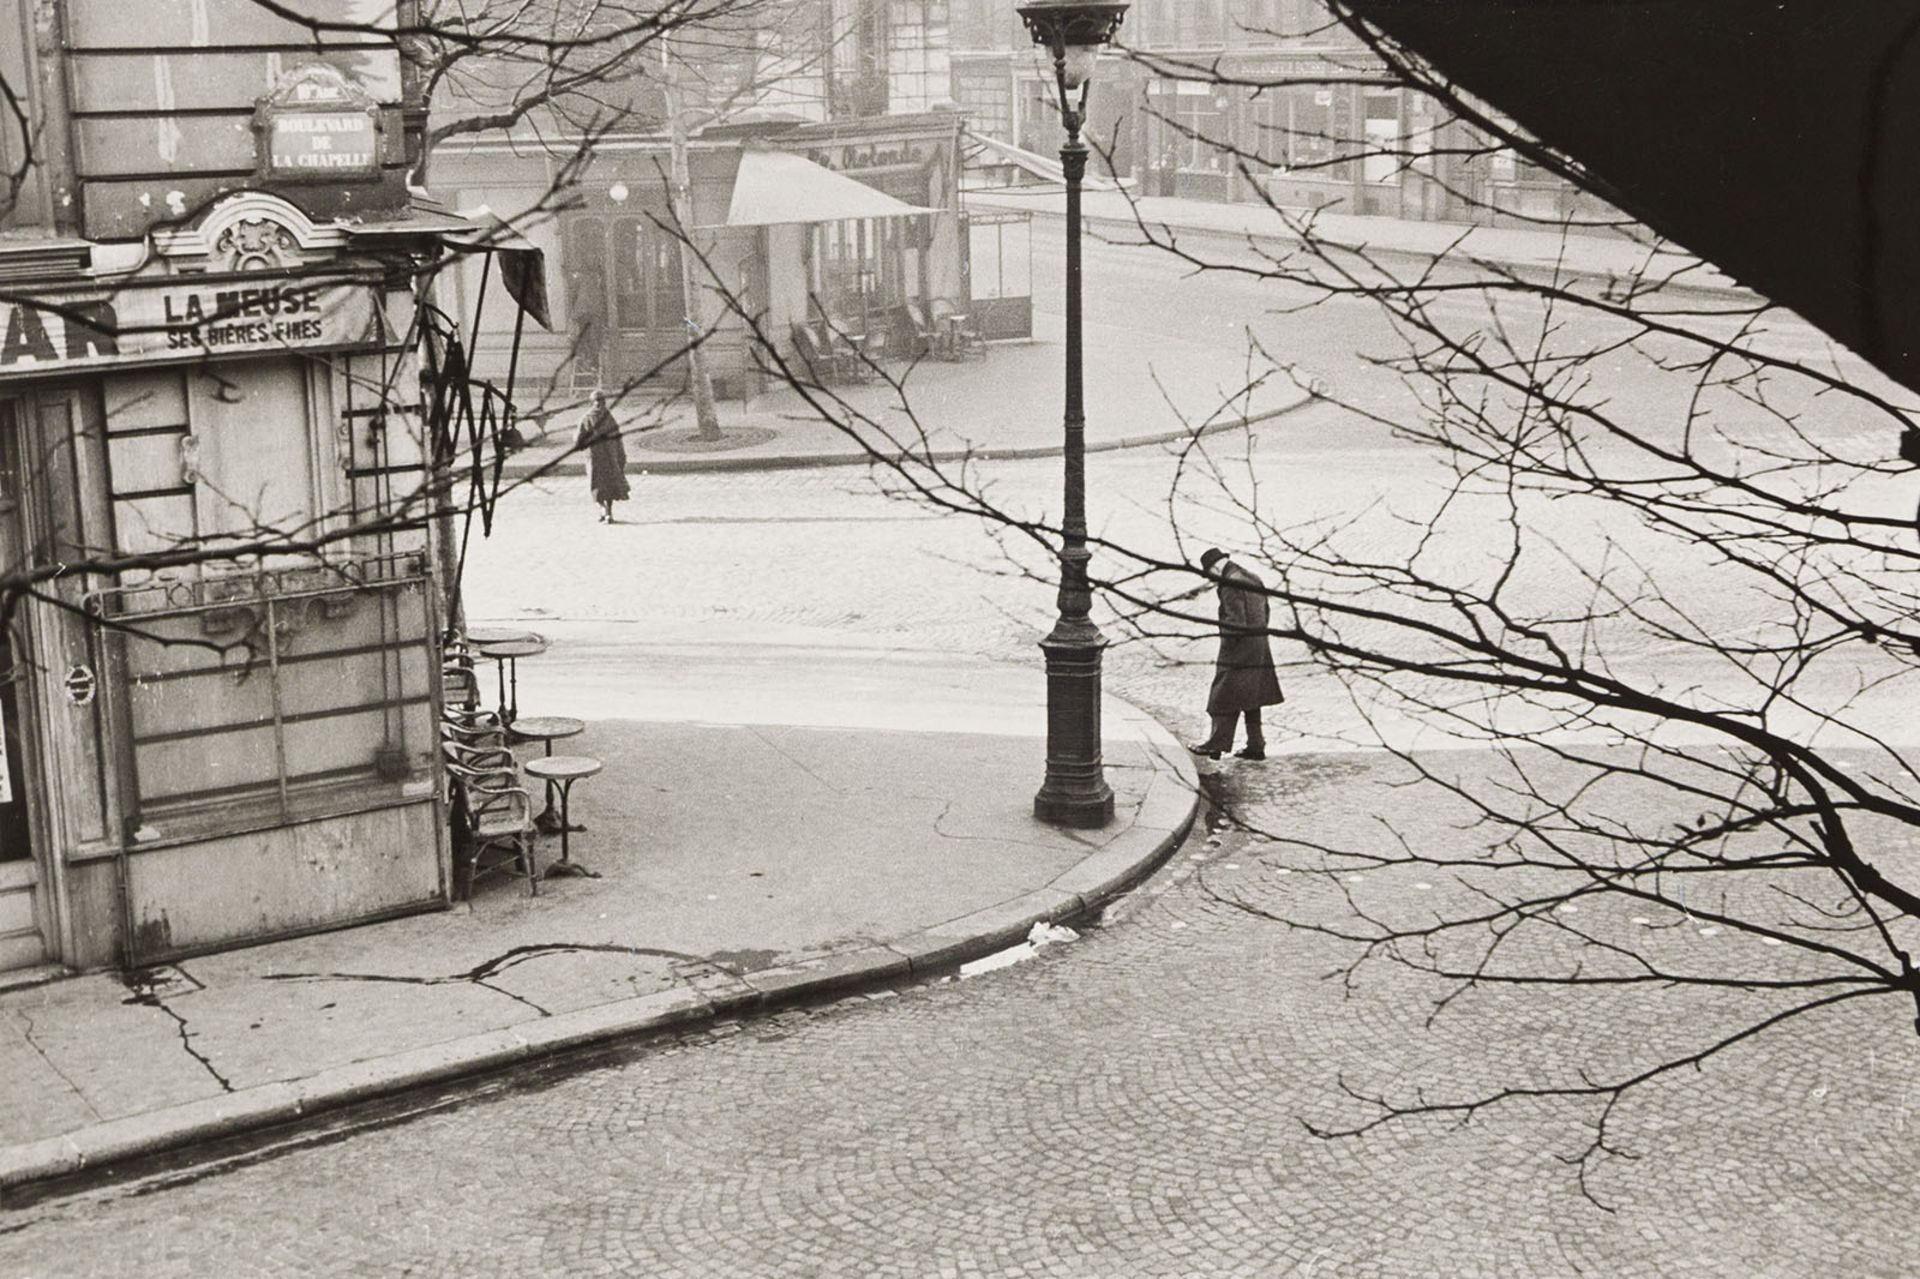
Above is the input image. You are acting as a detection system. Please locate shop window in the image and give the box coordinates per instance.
[1477,114,1551,186]
[611,218,685,332]
[1362,91,1402,186]
[814,219,886,323]
[966,212,1031,302]
[1249,93,1285,169]
[98,557,437,844]
[564,217,609,341]
[1283,88,1349,183]
[1169,85,1228,171]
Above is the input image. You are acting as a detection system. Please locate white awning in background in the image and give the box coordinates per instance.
[711,151,937,228]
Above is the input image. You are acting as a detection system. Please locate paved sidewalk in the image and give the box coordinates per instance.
[965,187,1758,300]
[0,618,1199,1192]
[503,305,1317,479]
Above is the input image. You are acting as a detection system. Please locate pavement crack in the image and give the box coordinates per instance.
[118,972,233,1094]
[746,726,841,793]
[257,942,702,1003]
[473,978,550,1016]
[9,1007,103,1120]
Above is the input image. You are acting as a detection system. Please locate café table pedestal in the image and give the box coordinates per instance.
[509,715,586,834]
[523,754,602,879]
[475,634,549,727]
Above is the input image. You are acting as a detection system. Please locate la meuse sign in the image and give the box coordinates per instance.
[0,279,379,378]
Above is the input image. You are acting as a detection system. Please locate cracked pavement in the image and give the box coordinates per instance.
[2,756,1914,1275]
[0,628,1190,1165]
[7,234,1917,1261]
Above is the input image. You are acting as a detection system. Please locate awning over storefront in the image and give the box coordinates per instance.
[448,209,551,331]
[345,204,551,330]
[962,129,1128,193]
[712,150,937,228]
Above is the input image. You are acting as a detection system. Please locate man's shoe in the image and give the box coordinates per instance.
[1189,742,1224,759]
[1233,747,1267,761]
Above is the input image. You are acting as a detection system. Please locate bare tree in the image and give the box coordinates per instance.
[408,0,849,442]
[672,2,1920,1206]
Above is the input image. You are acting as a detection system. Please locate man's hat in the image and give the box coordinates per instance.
[1200,547,1227,572]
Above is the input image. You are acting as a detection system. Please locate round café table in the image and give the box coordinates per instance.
[464,626,533,646]
[523,754,602,879]
[940,313,972,359]
[475,633,548,726]
[510,715,585,833]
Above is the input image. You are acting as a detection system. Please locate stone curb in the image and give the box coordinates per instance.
[997,203,1762,306]
[500,391,1314,481]
[0,700,1200,1196]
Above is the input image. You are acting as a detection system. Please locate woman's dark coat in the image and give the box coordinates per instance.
[1207,560,1284,714]
[576,405,631,503]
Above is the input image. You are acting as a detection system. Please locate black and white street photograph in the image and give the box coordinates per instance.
[0,1,1917,1274]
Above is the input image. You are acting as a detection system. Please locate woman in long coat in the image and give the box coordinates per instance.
[1191,547,1284,760]
[575,390,630,523]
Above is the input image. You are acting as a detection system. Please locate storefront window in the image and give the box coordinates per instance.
[1170,85,1227,171]
[100,557,437,843]
[1481,113,1549,185]
[563,219,608,372]
[611,218,684,332]
[813,219,896,324]
[1363,91,1402,186]
[1282,88,1349,182]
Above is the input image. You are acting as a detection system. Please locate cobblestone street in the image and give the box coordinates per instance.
[2,748,1914,1275]
[3,445,1917,1274]
[0,0,1912,1269]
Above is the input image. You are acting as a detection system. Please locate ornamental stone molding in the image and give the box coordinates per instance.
[153,191,348,273]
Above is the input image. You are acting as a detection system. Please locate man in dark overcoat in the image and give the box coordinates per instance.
[1191,547,1284,760]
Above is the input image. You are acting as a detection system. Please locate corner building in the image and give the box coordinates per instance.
[0,0,487,973]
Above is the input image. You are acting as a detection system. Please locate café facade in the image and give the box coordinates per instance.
[0,187,482,975]
[0,15,517,975]
[434,110,969,397]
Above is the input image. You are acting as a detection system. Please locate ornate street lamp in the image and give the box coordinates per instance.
[1020,0,1127,829]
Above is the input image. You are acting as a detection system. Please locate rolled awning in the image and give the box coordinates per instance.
[962,128,1128,192]
[451,209,551,332]
[346,204,551,330]
[709,150,937,228]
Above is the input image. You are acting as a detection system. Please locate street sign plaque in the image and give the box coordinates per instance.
[255,64,383,183]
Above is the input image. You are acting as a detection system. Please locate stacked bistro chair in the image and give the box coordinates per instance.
[789,320,871,384]
[929,298,986,361]
[897,301,938,360]
[441,640,539,896]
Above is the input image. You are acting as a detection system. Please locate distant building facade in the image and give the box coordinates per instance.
[949,0,1608,225]
[438,0,973,397]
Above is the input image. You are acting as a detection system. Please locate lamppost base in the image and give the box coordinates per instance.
[1034,632,1114,829]
[1034,783,1115,829]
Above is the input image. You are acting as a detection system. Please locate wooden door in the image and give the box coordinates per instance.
[0,399,46,971]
